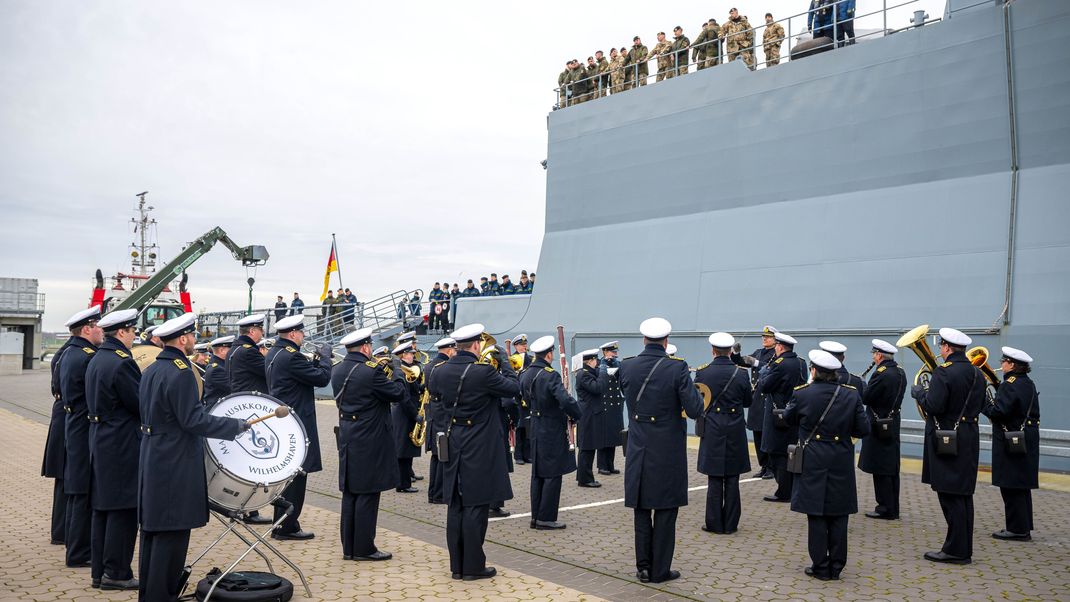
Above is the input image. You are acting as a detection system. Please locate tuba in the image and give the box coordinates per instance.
[896,324,938,420]
[133,344,203,398]
[966,346,1000,403]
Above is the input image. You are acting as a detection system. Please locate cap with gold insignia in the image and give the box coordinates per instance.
[871,339,897,354]
[818,340,847,355]
[194,342,210,352]
[708,332,735,349]
[511,334,528,346]
[142,325,157,338]
[581,348,599,360]
[341,327,375,348]
[210,335,235,347]
[392,341,416,355]
[434,337,456,349]
[236,314,266,327]
[372,345,389,357]
[154,313,197,340]
[530,335,555,354]
[666,344,678,356]
[275,315,304,333]
[1001,346,1033,364]
[397,331,416,344]
[65,306,101,329]
[451,323,485,344]
[599,340,619,351]
[98,309,138,332]
[938,327,971,347]
[774,332,797,346]
[639,317,672,340]
[762,325,779,337]
[808,349,841,370]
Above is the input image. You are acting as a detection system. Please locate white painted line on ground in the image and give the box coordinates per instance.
[490,477,763,522]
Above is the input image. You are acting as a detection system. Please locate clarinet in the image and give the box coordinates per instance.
[860,361,877,379]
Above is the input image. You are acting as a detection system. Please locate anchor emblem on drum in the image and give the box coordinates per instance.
[237,413,280,459]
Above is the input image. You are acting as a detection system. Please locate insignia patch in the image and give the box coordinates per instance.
[543,366,555,373]
[210,363,218,368]
[286,346,296,353]
[774,357,784,364]
[877,366,886,373]
[842,384,857,390]
[174,359,189,370]
[115,350,129,358]
[939,361,952,368]
[793,383,809,390]
[697,362,710,371]
[365,361,380,369]
[82,347,95,354]
[1007,376,1016,383]
[668,356,684,361]
[243,344,252,349]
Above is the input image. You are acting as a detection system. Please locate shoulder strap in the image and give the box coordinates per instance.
[702,367,741,418]
[634,356,668,414]
[444,363,474,436]
[265,348,285,385]
[879,366,907,420]
[333,362,361,402]
[953,369,980,427]
[802,385,842,447]
[1017,380,1038,431]
[526,370,544,413]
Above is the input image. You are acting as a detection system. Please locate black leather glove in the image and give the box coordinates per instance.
[910,384,926,401]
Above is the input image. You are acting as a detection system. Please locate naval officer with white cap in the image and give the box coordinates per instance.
[910,327,987,564]
[619,317,703,583]
[201,335,235,406]
[756,331,808,503]
[982,346,1040,541]
[424,337,457,504]
[858,339,907,520]
[223,314,273,525]
[819,340,866,395]
[783,349,869,581]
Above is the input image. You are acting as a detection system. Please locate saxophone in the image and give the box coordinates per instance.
[409,388,430,447]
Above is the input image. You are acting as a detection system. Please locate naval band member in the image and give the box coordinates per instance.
[59,305,104,568]
[911,327,987,564]
[522,336,584,529]
[427,323,520,580]
[201,335,234,406]
[819,340,867,396]
[85,309,142,590]
[391,341,424,494]
[576,348,609,488]
[510,334,534,464]
[695,332,753,534]
[784,350,869,581]
[596,341,625,475]
[137,313,252,602]
[266,315,332,540]
[756,331,807,503]
[745,326,778,479]
[425,337,456,504]
[982,346,1040,541]
[225,314,272,524]
[858,339,906,520]
[620,317,704,583]
[334,327,406,561]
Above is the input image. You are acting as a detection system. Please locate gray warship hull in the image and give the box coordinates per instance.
[456,0,1070,470]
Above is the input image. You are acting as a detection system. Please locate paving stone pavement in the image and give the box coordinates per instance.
[2,369,1068,601]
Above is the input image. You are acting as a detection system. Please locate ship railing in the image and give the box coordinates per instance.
[552,0,934,109]
[0,291,46,315]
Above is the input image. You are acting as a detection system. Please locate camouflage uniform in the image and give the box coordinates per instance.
[763,21,785,66]
[692,23,721,69]
[671,34,691,77]
[585,61,600,100]
[596,56,611,97]
[610,54,626,94]
[558,68,569,107]
[569,65,590,104]
[722,15,756,70]
[626,43,649,87]
[649,40,674,81]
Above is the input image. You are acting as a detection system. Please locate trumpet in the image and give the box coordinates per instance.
[966,346,1000,403]
[400,362,423,384]
[896,324,938,420]
[300,341,342,365]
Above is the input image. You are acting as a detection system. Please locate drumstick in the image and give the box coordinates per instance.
[246,406,290,427]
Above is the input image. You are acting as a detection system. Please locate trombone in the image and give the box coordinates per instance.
[895,324,938,420]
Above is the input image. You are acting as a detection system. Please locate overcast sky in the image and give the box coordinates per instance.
[0,0,947,330]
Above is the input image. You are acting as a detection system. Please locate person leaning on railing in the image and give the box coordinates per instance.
[649,32,673,82]
[670,26,690,77]
[627,37,648,88]
[609,48,625,93]
[722,8,755,70]
[692,19,722,70]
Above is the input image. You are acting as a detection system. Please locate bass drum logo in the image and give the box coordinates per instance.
[237,413,279,459]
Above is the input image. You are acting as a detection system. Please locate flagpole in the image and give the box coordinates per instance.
[332,233,345,291]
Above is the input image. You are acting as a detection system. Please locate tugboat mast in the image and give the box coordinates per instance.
[131,191,158,285]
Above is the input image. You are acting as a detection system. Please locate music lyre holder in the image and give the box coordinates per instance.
[180,497,312,601]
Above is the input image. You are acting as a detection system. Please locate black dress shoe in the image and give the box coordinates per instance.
[272,529,315,541]
[804,566,830,580]
[50,539,65,546]
[751,469,766,478]
[992,529,1032,541]
[636,570,650,583]
[515,460,526,465]
[489,508,511,518]
[924,551,971,564]
[354,550,392,561]
[701,525,724,534]
[534,520,566,530]
[652,570,680,583]
[462,567,496,581]
[244,513,273,525]
[396,487,419,493]
[100,576,139,590]
[529,519,537,529]
[578,481,602,488]
[761,470,775,480]
[865,511,898,520]
[598,469,613,475]
[91,579,100,589]
[763,495,789,503]
[610,469,621,474]
[412,475,424,481]
[451,573,462,580]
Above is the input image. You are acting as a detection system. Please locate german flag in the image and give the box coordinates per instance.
[320,240,339,301]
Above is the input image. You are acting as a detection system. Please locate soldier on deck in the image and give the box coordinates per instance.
[557,61,570,108]
[820,341,867,396]
[85,309,142,590]
[670,26,690,77]
[692,20,721,69]
[649,32,674,81]
[695,333,753,534]
[620,318,704,583]
[911,328,987,564]
[595,50,611,97]
[584,56,600,100]
[763,13,785,66]
[756,331,807,502]
[59,306,104,568]
[609,48,625,93]
[627,37,649,87]
[859,339,907,520]
[424,337,456,504]
[201,335,234,406]
[391,341,424,494]
[722,8,756,70]
[982,346,1040,541]
[597,341,625,474]
[266,315,332,540]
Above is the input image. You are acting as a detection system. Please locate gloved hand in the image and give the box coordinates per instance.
[910,384,926,401]
[742,355,759,368]
[732,342,742,354]
[318,344,333,366]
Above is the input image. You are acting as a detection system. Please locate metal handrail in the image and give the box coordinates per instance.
[552,0,926,108]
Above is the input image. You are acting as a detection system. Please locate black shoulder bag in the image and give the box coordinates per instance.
[934,370,979,457]
[872,367,906,440]
[620,357,668,455]
[695,367,740,438]
[1003,382,1037,455]
[787,385,842,474]
[436,364,472,463]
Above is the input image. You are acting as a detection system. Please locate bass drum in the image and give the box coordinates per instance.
[133,344,203,398]
[204,392,308,513]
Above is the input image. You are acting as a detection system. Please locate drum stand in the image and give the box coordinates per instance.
[180,498,312,601]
